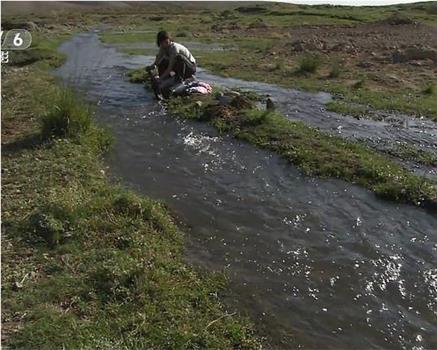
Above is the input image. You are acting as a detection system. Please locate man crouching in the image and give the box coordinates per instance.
[147,31,197,98]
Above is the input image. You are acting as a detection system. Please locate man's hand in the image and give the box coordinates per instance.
[146,65,155,73]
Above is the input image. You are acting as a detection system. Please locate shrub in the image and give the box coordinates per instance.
[220,9,233,18]
[384,13,415,25]
[353,79,365,89]
[423,84,434,95]
[298,55,320,74]
[87,249,143,302]
[85,125,113,153]
[41,89,91,139]
[270,61,284,71]
[235,6,267,14]
[29,212,65,248]
[240,110,270,127]
[329,63,341,78]
[112,192,149,217]
[149,16,164,21]
[175,31,190,38]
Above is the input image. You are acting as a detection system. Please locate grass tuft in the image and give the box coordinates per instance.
[127,67,148,84]
[328,63,341,78]
[298,54,320,74]
[28,211,66,248]
[352,79,365,89]
[40,89,92,140]
[422,83,434,95]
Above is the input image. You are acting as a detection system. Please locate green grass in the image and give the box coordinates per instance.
[423,83,435,95]
[166,95,437,209]
[127,67,148,84]
[328,63,341,78]
[120,47,157,56]
[95,2,436,121]
[388,144,437,167]
[7,32,70,68]
[1,32,263,349]
[326,100,369,118]
[180,49,437,121]
[40,89,92,140]
[3,136,261,348]
[99,31,156,44]
[297,55,320,74]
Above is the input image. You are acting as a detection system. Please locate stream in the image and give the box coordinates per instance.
[55,32,437,350]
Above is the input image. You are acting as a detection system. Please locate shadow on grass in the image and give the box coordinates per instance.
[2,133,44,156]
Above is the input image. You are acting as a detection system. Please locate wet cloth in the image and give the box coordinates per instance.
[154,74,212,98]
[186,81,212,95]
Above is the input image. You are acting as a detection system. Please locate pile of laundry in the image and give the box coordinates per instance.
[148,65,213,99]
[166,78,212,98]
[185,80,213,95]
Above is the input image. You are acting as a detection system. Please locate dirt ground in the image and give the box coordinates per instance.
[225,19,437,90]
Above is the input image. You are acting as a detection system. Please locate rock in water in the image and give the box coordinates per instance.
[266,98,275,111]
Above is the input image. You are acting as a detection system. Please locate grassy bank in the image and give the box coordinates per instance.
[1,37,263,349]
[164,93,437,210]
[118,47,437,122]
[6,1,437,121]
[182,48,437,122]
[96,1,437,121]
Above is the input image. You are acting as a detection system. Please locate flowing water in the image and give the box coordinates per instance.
[55,32,437,350]
[109,37,437,179]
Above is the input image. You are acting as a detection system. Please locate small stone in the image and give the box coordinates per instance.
[12,281,23,291]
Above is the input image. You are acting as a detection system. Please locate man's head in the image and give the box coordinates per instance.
[157,31,171,48]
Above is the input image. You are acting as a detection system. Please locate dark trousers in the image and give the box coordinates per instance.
[158,55,196,80]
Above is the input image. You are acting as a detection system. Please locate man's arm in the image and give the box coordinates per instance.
[147,48,164,71]
[160,45,176,79]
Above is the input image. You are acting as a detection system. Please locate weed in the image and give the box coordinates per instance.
[298,55,320,74]
[271,61,284,71]
[326,100,368,117]
[423,83,434,95]
[40,89,91,140]
[112,192,150,217]
[149,16,164,21]
[127,67,148,83]
[28,212,66,248]
[389,144,437,167]
[353,79,365,89]
[175,31,190,38]
[328,63,341,78]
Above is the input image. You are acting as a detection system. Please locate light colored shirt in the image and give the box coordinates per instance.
[156,42,196,69]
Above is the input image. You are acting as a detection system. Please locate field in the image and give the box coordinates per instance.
[1,1,437,349]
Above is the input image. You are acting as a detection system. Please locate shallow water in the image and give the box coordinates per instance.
[55,32,437,349]
[110,37,437,178]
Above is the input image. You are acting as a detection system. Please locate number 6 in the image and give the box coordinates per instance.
[13,33,23,47]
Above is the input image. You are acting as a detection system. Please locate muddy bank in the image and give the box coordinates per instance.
[54,32,437,350]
